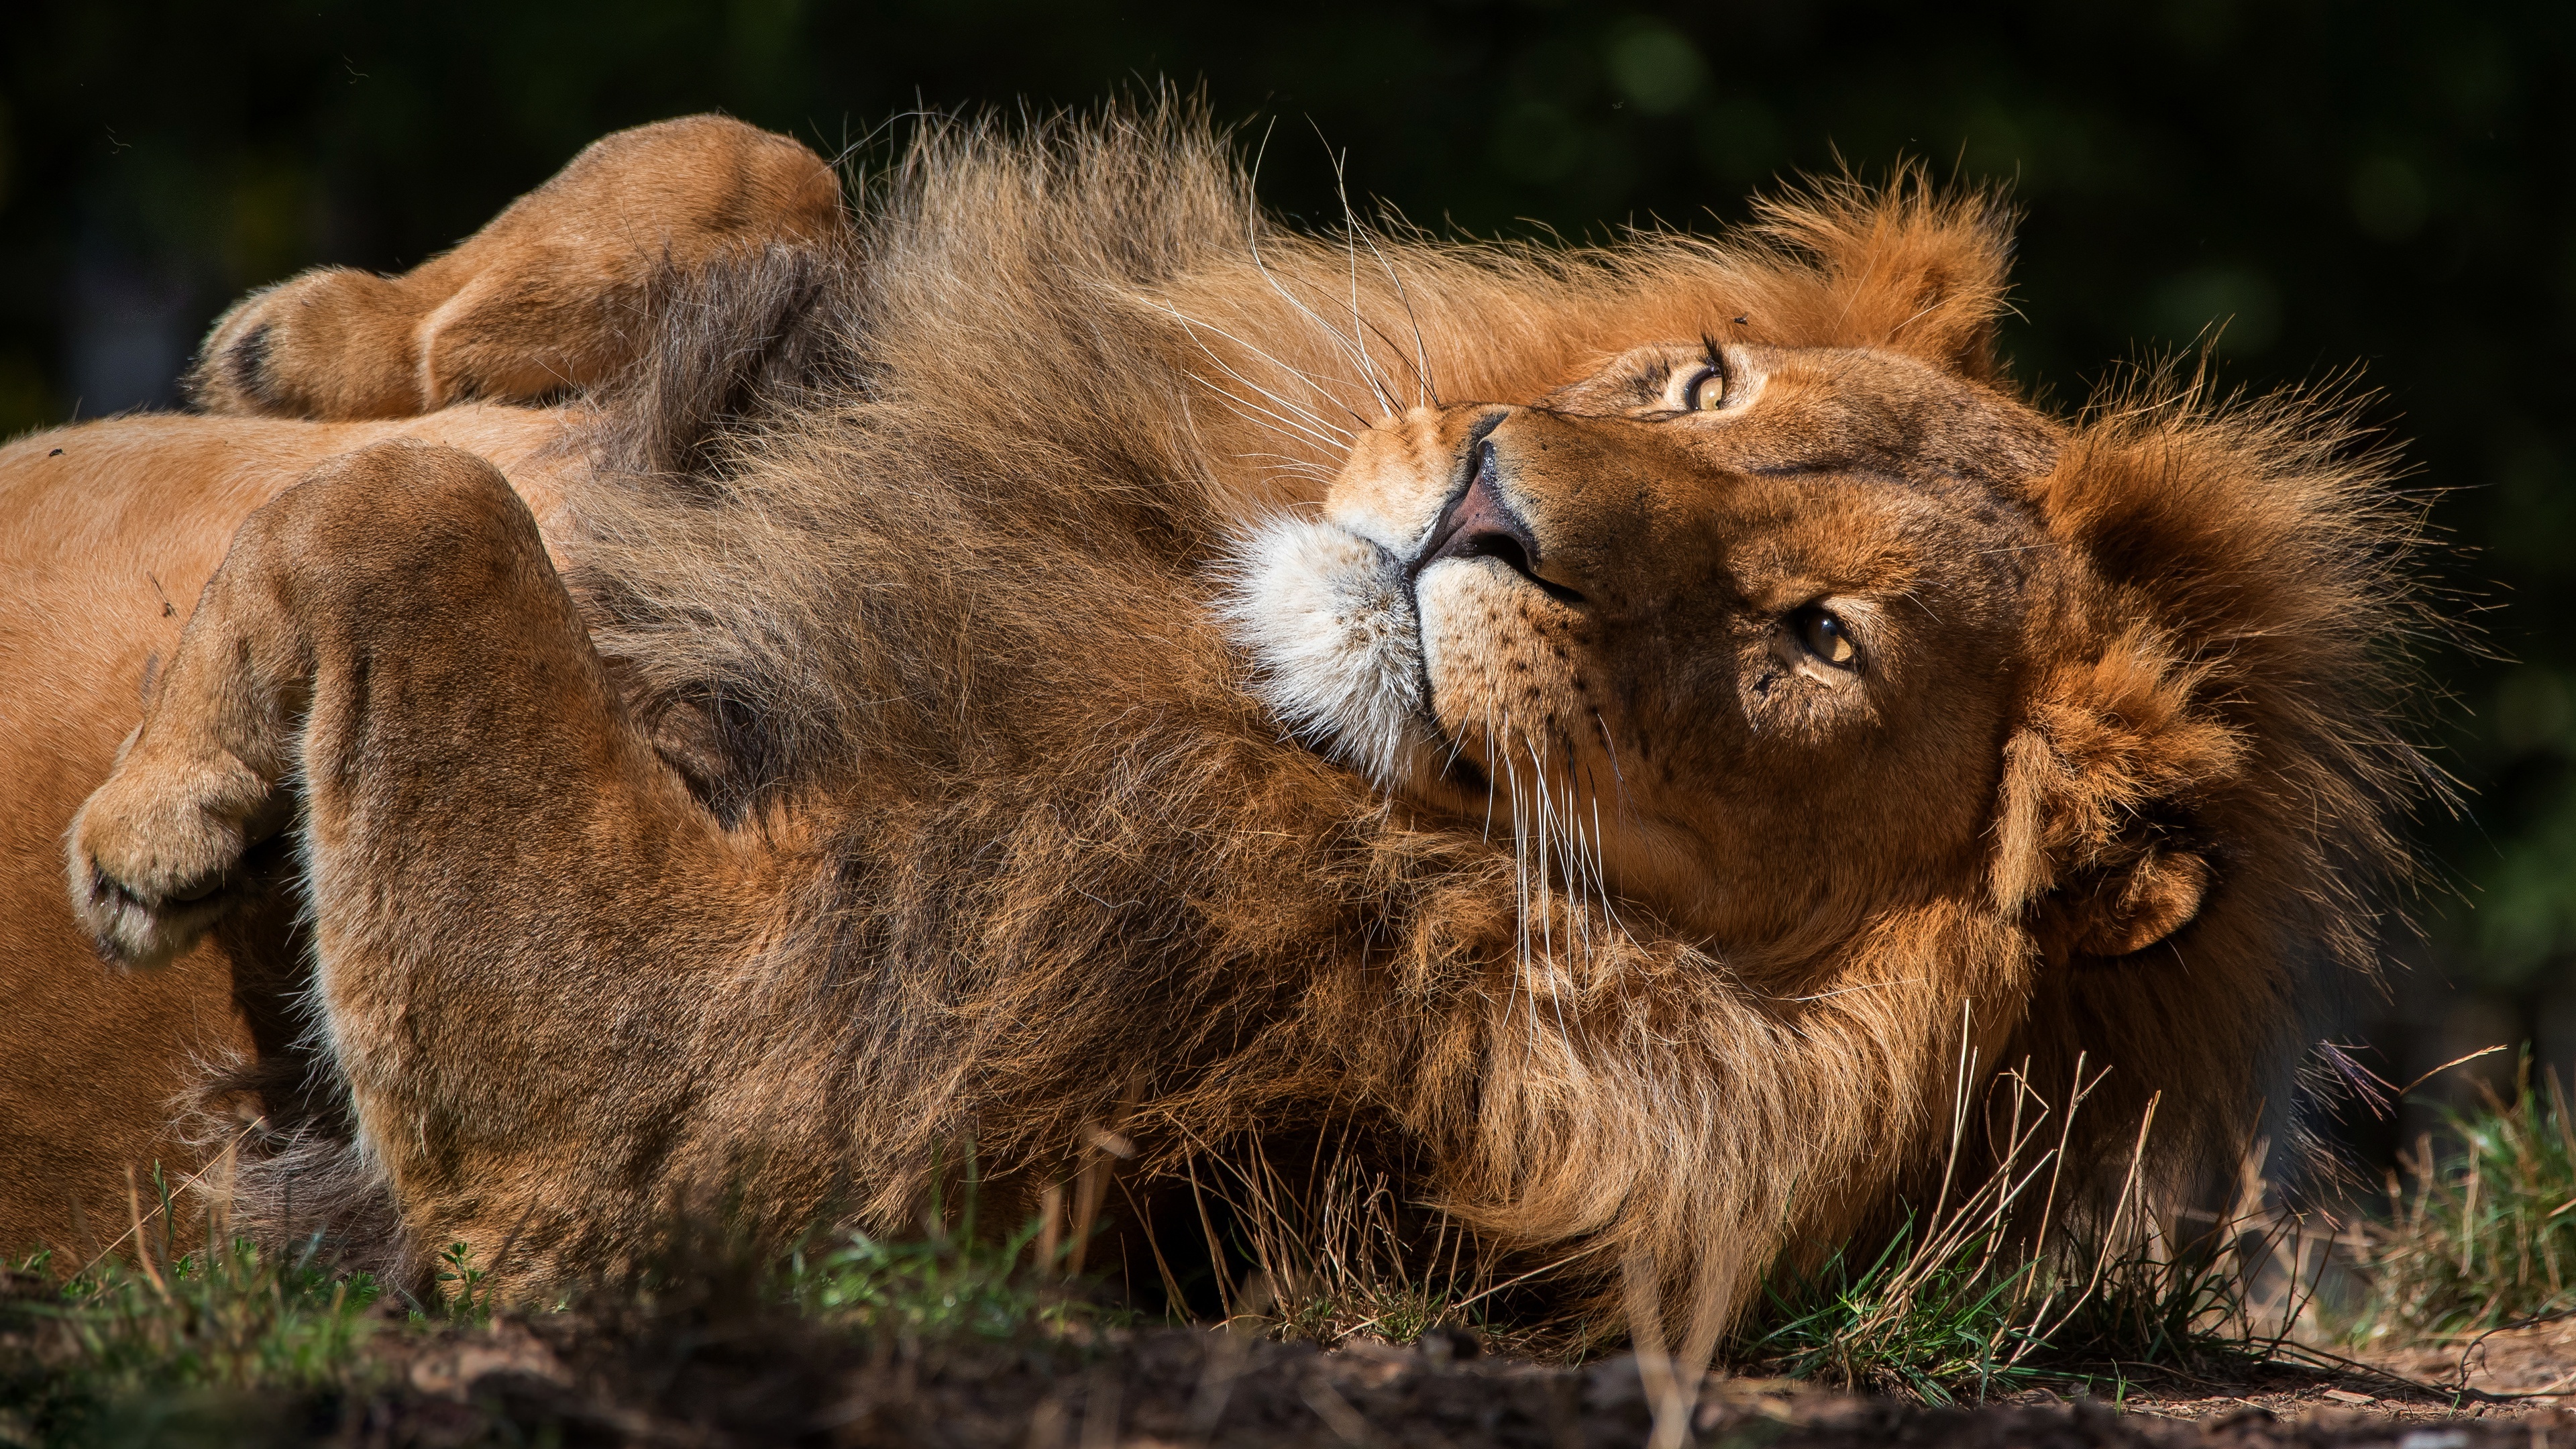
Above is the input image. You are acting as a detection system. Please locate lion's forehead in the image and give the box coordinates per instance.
[1521,452,2048,607]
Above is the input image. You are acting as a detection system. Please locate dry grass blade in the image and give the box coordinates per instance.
[1739,1049,2301,1404]
[2346,1055,2576,1340]
[1181,1128,1556,1353]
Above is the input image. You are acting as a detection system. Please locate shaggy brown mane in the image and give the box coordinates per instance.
[2000,367,2444,1195]
[128,103,2436,1349]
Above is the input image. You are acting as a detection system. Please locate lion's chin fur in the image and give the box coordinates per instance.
[184,101,2432,1338]
[1222,516,1444,791]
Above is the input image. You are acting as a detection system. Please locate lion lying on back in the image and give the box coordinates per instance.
[1,108,2429,1350]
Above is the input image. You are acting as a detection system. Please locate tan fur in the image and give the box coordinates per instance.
[7,108,2432,1338]
[188,115,845,419]
[0,406,578,1256]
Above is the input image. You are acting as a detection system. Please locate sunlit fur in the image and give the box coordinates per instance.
[52,105,2435,1345]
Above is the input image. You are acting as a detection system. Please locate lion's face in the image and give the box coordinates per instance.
[1234,342,2064,944]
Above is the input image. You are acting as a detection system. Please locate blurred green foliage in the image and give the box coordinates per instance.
[4,1,2572,1026]
[2349,1061,2576,1338]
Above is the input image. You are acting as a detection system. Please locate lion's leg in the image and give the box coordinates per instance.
[68,439,820,1286]
[189,115,846,420]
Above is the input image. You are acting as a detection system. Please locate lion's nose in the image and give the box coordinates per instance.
[1413,439,1583,603]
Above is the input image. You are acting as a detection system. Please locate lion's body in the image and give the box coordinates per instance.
[3,110,2430,1347]
[0,407,575,1254]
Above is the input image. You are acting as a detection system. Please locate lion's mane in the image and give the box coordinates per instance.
[215,104,2436,1335]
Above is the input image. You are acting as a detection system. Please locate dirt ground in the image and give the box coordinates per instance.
[2368,1316,2576,1401]
[109,1311,2576,1448]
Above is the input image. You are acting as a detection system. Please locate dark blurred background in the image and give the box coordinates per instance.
[5,0,2571,1162]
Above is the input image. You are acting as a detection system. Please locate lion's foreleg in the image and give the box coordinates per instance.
[188,115,847,421]
[70,439,812,1287]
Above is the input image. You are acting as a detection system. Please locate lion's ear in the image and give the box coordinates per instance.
[1754,172,2017,382]
[1992,637,2244,965]
[2034,845,2212,961]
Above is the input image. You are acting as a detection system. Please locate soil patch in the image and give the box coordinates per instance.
[73,1313,2576,1448]
[2367,1316,2576,1401]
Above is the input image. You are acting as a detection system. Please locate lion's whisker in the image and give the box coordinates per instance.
[1191,380,1353,460]
[1531,734,1555,975]
[1497,731,1546,1057]
[1163,312,1356,425]
[1566,777,1606,967]
[1529,735,1597,1076]
[1351,213,1440,410]
[1318,138,1408,417]
[1356,309,1441,413]
[1190,374,1360,459]
[1149,297,1358,442]
[1588,792,1637,947]
[1168,333,1352,443]
[1236,450,1333,472]
[1328,207,1444,411]
[1240,171,1393,425]
[1479,698,1503,843]
[1216,386,1349,451]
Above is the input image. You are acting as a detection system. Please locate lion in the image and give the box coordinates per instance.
[3,107,2430,1354]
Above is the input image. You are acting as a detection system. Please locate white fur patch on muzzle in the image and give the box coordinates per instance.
[1222,517,1439,787]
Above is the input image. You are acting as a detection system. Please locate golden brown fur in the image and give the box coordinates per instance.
[0,115,835,1260]
[0,407,578,1257]
[7,108,2432,1350]
[188,114,844,419]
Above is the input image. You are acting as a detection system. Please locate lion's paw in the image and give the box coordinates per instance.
[67,743,287,969]
[187,268,423,421]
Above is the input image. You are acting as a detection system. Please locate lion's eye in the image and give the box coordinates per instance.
[1685,367,1725,411]
[1794,606,1858,667]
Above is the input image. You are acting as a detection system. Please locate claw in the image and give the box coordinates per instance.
[167,872,227,904]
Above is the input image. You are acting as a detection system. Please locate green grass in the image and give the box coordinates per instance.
[23,1241,380,1390]
[1741,1210,2288,1404]
[38,1060,2576,1442]
[777,1141,1128,1341]
[785,1220,1118,1340]
[2348,1059,2576,1340]
[0,1148,1150,1447]
[1731,1059,2303,1405]
[0,1234,382,1447]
